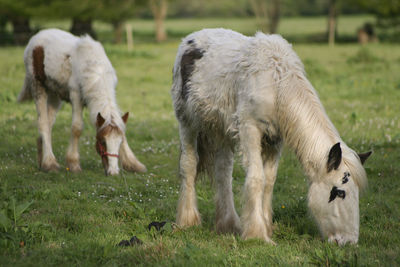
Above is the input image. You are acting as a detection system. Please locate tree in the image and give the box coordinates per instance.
[0,0,38,44]
[249,0,280,33]
[149,0,168,42]
[47,0,98,38]
[327,0,337,46]
[350,0,400,42]
[96,0,138,43]
[353,0,400,28]
[33,0,140,42]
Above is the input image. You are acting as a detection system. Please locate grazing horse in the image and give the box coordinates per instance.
[171,29,371,245]
[18,29,146,176]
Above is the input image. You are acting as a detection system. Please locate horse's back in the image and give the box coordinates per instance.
[71,36,117,100]
[72,36,115,80]
[25,29,78,65]
[172,29,295,135]
[24,29,78,90]
[172,29,248,129]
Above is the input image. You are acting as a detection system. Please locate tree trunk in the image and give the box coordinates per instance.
[155,17,167,42]
[249,0,280,33]
[268,0,280,34]
[70,18,96,39]
[11,17,32,45]
[249,0,268,32]
[150,0,168,42]
[112,21,123,44]
[327,0,336,46]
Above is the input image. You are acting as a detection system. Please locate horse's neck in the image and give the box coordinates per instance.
[85,89,122,130]
[278,75,341,178]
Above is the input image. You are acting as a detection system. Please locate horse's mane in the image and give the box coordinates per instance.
[73,35,125,132]
[256,33,367,190]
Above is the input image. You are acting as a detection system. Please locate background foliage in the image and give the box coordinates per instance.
[1,0,400,44]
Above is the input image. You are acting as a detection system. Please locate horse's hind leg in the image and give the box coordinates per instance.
[214,145,241,234]
[239,122,273,243]
[34,84,59,172]
[66,90,83,172]
[261,142,282,239]
[176,124,201,227]
[47,92,61,128]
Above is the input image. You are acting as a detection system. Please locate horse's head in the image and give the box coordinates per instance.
[95,112,129,176]
[308,142,371,245]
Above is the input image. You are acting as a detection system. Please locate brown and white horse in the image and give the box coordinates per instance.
[18,29,146,175]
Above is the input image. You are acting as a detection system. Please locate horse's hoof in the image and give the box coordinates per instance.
[67,164,82,173]
[241,217,275,244]
[41,162,60,172]
[176,208,201,228]
[66,157,82,173]
[242,232,276,245]
[216,215,241,235]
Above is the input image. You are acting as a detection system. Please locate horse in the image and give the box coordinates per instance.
[18,29,146,176]
[171,28,371,245]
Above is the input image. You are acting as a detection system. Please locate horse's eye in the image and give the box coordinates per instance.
[337,190,345,198]
[329,186,346,203]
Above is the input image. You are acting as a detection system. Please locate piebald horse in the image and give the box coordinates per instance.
[18,29,146,176]
[171,29,371,245]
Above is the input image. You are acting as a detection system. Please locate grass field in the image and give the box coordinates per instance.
[1,16,400,266]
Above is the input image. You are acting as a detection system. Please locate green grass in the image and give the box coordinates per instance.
[1,17,400,266]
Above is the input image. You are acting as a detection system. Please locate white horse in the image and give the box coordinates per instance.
[18,29,146,176]
[171,28,371,245]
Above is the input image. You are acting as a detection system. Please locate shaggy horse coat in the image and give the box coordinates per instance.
[18,29,146,175]
[171,29,371,245]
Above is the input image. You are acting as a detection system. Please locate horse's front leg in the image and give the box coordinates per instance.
[34,83,59,171]
[261,142,282,240]
[240,122,273,243]
[214,145,241,234]
[176,124,201,227]
[66,90,83,172]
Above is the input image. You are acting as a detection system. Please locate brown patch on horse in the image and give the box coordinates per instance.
[32,46,46,84]
[180,47,204,101]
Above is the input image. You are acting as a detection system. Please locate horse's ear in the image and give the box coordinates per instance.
[122,112,129,124]
[358,151,372,165]
[96,113,105,128]
[327,142,342,172]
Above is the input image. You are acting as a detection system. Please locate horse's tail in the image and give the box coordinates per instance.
[196,131,215,180]
[17,76,33,102]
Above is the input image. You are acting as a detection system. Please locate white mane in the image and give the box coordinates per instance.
[72,35,125,132]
